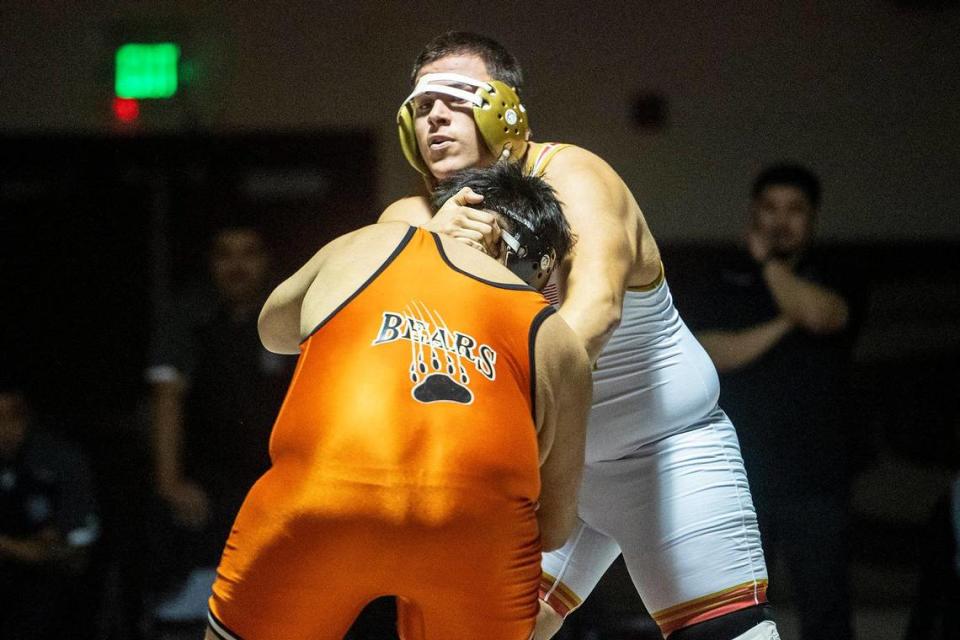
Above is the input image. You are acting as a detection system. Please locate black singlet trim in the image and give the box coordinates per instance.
[301,225,417,344]
[430,232,536,291]
[528,305,557,422]
[207,609,244,640]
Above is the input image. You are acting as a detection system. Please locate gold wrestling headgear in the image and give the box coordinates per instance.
[397,73,530,175]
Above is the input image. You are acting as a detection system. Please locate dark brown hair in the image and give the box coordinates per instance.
[411,31,524,94]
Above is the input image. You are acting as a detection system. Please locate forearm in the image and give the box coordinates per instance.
[557,296,622,363]
[763,260,849,334]
[151,383,185,492]
[0,532,67,564]
[697,316,793,373]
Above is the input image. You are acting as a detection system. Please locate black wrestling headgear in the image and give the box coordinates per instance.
[499,212,555,290]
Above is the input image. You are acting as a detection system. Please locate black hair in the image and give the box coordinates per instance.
[752,163,821,209]
[431,162,574,265]
[411,31,524,94]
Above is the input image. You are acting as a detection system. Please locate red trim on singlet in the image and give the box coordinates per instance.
[653,580,768,636]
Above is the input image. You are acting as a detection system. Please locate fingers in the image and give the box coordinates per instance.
[452,186,484,206]
[456,213,499,236]
[453,236,488,254]
[425,187,504,256]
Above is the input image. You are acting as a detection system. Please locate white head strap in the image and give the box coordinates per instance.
[404,73,493,107]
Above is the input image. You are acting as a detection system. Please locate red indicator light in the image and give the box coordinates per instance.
[112,97,140,123]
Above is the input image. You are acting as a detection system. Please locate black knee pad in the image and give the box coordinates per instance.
[667,604,774,640]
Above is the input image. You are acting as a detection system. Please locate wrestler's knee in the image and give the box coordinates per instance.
[667,605,778,640]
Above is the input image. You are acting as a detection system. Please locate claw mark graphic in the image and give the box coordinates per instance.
[405,301,473,404]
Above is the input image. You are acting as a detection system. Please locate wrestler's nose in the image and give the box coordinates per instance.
[427,99,452,127]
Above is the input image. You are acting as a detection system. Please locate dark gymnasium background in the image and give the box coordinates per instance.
[1,2,958,639]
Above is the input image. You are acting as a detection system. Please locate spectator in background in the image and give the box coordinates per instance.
[905,437,960,640]
[687,164,867,640]
[146,224,294,638]
[0,381,100,640]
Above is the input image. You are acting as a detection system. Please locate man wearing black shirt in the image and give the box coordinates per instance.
[0,384,100,639]
[147,225,294,634]
[687,164,866,640]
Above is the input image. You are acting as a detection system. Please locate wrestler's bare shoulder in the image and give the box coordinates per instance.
[300,222,412,332]
[314,221,411,268]
[379,195,432,224]
[533,143,621,182]
[531,141,661,286]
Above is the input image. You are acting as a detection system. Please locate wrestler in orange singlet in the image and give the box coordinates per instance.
[204,164,591,640]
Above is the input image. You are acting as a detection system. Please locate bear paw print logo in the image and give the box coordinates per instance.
[410,337,473,405]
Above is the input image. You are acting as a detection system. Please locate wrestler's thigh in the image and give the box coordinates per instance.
[395,508,541,640]
[583,413,768,630]
[209,498,384,639]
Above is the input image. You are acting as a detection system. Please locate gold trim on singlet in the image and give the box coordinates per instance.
[627,261,665,292]
[652,579,768,635]
[539,572,583,618]
[523,142,572,177]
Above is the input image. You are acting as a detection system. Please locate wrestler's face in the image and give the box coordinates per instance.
[413,54,496,180]
[210,229,270,307]
[751,184,815,259]
[0,392,28,462]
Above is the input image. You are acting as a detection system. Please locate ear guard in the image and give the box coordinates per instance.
[397,72,530,175]
[499,215,556,290]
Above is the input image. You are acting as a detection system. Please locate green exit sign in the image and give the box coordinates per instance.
[115,43,180,99]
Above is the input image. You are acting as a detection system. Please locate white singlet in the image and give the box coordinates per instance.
[540,278,769,636]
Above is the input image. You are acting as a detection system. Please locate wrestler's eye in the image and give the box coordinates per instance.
[414,98,434,114]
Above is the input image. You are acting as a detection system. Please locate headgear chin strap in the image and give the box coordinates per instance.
[397,72,530,176]
[499,216,556,290]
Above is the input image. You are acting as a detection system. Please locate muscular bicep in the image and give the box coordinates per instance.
[546,152,637,360]
[258,242,335,354]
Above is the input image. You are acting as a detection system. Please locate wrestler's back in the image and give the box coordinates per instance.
[209,227,550,639]
[273,225,545,516]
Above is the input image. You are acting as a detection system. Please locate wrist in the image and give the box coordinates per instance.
[761,258,791,279]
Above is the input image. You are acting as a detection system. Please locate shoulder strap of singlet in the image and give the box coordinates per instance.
[524,142,572,177]
[428,231,538,291]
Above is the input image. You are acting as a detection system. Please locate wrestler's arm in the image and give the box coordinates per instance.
[258,229,370,354]
[534,312,591,551]
[258,248,331,354]
[543,149,640,362]
[260,224,414,353]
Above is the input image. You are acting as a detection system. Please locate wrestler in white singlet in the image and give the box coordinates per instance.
[533,145,768,636]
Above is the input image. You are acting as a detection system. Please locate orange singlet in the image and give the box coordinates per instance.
[208,227,554,640]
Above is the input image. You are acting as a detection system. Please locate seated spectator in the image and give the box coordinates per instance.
[904,471,960,640]
[0,381,100,640]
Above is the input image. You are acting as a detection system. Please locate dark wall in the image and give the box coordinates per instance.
[2,1,959,241]
[0,131,377,417]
